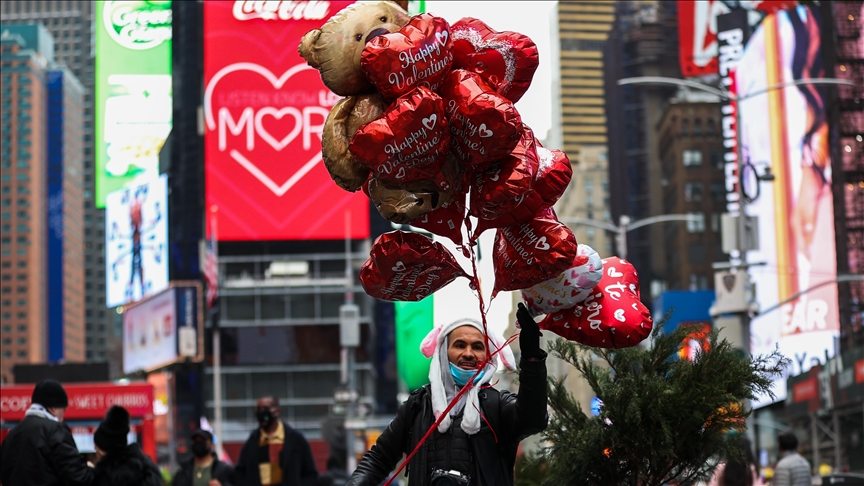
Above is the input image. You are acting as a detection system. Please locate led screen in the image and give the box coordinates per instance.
[95,0,172,207]
[203,1,369,241]
[737,5,839,407]
[105,174,169,308]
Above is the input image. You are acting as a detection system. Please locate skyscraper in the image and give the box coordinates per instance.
[1,1,116,363]
[0,23,85,382]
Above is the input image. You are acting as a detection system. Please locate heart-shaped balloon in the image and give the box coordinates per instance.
[410,191,467,246]
[450,17,539,103]
[438,69,523,172]
[539,256,653,348]
[350,86,450,184]
[360,231,466,301]
[361,13,454,100]
[521,244,604,316]
[469,125,539,220]
[492,209,579,296]
[473,145,573,236]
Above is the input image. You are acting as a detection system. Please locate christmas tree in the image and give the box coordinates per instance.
[534,319,787,486]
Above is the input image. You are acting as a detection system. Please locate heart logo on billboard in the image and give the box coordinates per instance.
[204,63,329,197]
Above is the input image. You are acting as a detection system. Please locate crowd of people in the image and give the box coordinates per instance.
[0,309,821,486]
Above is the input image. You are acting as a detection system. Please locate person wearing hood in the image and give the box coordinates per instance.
[234,396,318,486]
[172,429,236,486]
[92,405,163,486]
[347,303,548,486]
[0,379,94,486]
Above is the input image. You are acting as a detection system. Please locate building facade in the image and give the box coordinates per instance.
[0,1,114,363]
[46,67,85,364]
[656,99,726,291]
[1,24,51,382]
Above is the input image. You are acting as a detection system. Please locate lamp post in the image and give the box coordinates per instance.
[616,76,854,355]
[560,214,702,261]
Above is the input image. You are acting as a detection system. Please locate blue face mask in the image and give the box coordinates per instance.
[449,362,486,387]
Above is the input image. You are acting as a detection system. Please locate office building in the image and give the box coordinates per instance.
[656,96,726,290]
[1,1,114,363]
[1,23,85,383]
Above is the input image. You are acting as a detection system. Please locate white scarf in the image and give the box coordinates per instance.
[25,403,59,422]
[420,318,516,435]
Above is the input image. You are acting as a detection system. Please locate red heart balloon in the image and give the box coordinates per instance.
[362,13,453,100]
[360,231,465,301]
[438,69,523,172]
[492,209,578,296]
[474,145,572,236]
[450,17,539,103]
[350,86,450,184]
[469,125,539,220]
[410,191,467,246]
[539,256,653,348]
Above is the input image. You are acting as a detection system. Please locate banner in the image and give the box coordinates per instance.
[737,6,839,407]
[95,0,173,207]
[203,0,369,241]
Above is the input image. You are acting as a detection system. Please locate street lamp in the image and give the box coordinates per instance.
[560,214,702,261]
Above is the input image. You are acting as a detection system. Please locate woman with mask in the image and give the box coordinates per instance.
[172,429,236,486]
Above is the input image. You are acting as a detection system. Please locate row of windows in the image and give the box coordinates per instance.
[680,118,716,136]
[0,261,26,268]
[0,287,29,294]
[0,324,28,332]
[1,337,27,344]
[1,350,28,358]
[0,274,28,281]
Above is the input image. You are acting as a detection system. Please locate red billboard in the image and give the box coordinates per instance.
[1,382,154,421]
[204,1,369,241]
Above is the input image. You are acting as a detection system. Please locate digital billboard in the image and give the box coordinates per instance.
[106,174,169,308]
[122,284,202,374]
[736,5,839,407]
[95,0,172,207]
[203,1,369,241]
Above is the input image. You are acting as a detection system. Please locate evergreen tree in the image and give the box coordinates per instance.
[537,319,788,486]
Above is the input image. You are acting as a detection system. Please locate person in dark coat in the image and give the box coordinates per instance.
[235,396,318,486]
[92,405,163,486]
[347,304,548,486]
[0,379,95,486]
[172,429,236,486]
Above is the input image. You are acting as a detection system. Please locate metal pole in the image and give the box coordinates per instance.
[734,93,751,358]
[211,207,224,458]
[618,215,630,260]
[344,212,356,473]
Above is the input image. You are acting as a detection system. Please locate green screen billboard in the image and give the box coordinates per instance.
[95,0,172,207]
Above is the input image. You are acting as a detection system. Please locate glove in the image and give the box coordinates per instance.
[517,302,543,359]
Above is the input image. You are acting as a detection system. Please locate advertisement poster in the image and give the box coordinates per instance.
[203,1,369,241]
[95,0,172,207]
[122,285,201,374]
[737,5,839,407]
[105,174,168,308]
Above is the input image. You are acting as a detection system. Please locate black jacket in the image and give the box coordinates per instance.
[172,454,236,486]
[347,355,548,486]
[92,443,162,486]
[235,421,318,486]
[0,414,95,486]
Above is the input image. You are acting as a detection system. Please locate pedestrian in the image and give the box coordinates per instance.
[92,405,163,486]
[708,436,761,486]
[772,432,812,486]
[0,379,95,486]
[172,429,236,486]
[346,303,548,486]
[235,396,319,486]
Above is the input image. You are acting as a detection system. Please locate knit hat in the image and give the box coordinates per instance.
[94,405,130,452]
[31,380,68,408]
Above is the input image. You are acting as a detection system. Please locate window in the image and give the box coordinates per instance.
[681,119,689,135]
[16,325,25,332]
[712,213,721,232]
[710,182,726,203]
[706,119,716,135]
[688,243,706,264]
[16,274,25,281]
[1,325,9,332]
[684,183,703,202]
[687,213,706,233]
[17,337,26,344]
[1,338,10,345]
[710,151,724,170]
[693,120,702,135]
[683,150,703,167]
[17,350,27,358]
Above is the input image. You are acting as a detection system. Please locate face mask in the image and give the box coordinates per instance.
[191,441,210,458]
[256,409,273,427]
[449,362,485,387]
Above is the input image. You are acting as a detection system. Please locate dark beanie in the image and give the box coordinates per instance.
[94,405,130,452]
[31,380,68,408]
